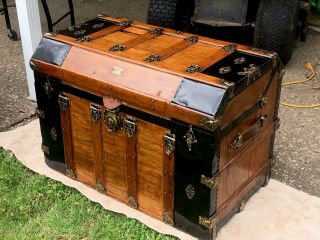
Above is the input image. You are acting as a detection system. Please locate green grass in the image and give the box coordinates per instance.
[0,149,176,240]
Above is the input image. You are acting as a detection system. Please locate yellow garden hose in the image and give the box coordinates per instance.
[280,63,320,108]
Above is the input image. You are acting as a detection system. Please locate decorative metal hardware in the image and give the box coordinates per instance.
[58,93,69,111]
[128,196,138,209]
[44,79,53,97]
[44,32,57,37]
[29,59,38,71]
[111,66,124,75]
[150,28,163,35]
[76,35,93,42]
[230,133,243,149]
[119,21,132,27]
[186,64,201,73]
[41,144,50,155]
[92,22,105,29]
[146,54,161,62]
[104,108,121,132]
[239,200,246,212]
[74,29,86,36]
[260,115,267,127]
[96,180,105,193]
[200,117,220,132]
[175,30,184,34]
[237,64,261,83]
[185,36,198,43]
[163,212,174,226]
[260,96,268,108]
[51,127,58,141]
[66,168,76,179]
[35,109,45,119]
[110,44,126,52]
[200,175,219,189]
[222,44,237,52]
[199,216,217,230]
[220,79,235,97]
[185,184,195,200]
[163,131,176,155]
[234,57,246,65]
[219,66,232,75]
[183,126,197,151]
[124,117,137,137]
[90,103,101,123]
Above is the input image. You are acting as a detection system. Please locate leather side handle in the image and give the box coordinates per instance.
[230,115,267,149]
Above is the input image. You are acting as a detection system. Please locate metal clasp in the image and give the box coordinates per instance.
[90,103,101,123]
[230,133,243,149]
[58,92,69,111]
[124,117,137,137]
[163,131,176,155]
[200,175,219,189]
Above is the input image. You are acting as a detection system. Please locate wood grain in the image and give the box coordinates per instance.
[136,119,168,220]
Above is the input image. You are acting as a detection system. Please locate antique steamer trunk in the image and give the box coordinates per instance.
[30,16,283,240]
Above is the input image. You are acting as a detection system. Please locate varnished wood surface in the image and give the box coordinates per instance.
[220,72,279,168]
[136,119,168,220]
[217,122,275,209]
[102,112,128,202]
[68,94,96,187]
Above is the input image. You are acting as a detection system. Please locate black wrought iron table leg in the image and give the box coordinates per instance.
[40,0,54,32]
[67,0,75,26]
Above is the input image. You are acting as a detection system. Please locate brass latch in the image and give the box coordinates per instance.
[200,175,219,189]
[90,103,101,123]
[104,108,121,132]
[163,131,176,155]
[58,92,69,111]
[124,117,137,137]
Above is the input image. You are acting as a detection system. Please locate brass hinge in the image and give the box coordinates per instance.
[163,212,174,226]
[163,131,176,155]
[66,168,76,179]
[128,196,138,209]
[58,93,69,111]
[200,117,220,132]
[200,175,219,189]
[124,117,137,137]
[199,216,217,230]
[96,180,105,193]
[90,103,101,123]
[104,108,121,132]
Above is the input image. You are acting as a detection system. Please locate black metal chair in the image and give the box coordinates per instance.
[0,0,18,40]
[0,0,75,41]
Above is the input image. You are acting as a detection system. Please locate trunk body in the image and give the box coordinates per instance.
[31,16,282,240]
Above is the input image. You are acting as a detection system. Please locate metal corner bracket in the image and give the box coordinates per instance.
[200,117,221,132]
[90,103,101,123]
[128,196,138,209]
[163,131,176,155]
[66,168,76,179]
[163,212,174,226]
[199,216,217,230]
[200,175,219,189]
[96,180,105,193]
[29,59,39,71]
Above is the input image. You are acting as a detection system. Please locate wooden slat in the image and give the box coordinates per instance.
[68,95,96,187]
[162,139,175,224]
[60,94,75,176]
[137,119,166,220]
[125,116,138,208]
[91,105,105,192]
[102,112,128,202]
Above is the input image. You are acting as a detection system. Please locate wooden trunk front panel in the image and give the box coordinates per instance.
[60,95,174,220]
